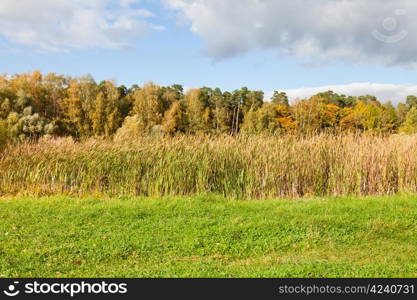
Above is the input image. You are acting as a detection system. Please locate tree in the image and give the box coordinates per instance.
[406,95,417,109]
[312,91,356,108]
[381,102,399,133]
[208,88,232,133]
[356,95,379,105]
[340,101,397,133]
[185,89,212,133]
[400,107,417,134]
[241,102,297,134]
[90,92,106,136]
[131,82,167,133]
[62,80,90,137]
[397,103,409,124]
[4,106,58,140]
[275,104,298,133]
[271,91,289,106]
[229,88,263,134]
[242,90,264,114]
[162,101,188,134]
[99,81,129,137]
[292,97,332,133]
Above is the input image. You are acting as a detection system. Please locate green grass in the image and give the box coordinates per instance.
[0,195,417,278]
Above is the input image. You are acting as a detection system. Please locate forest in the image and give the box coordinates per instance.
[1,71,417,147]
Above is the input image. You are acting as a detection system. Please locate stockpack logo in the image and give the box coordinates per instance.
[3,281,20,297]
[2,280,128,297]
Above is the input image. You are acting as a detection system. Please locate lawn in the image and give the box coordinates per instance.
[0,195,416,278]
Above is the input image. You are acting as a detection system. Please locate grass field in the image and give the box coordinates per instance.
[2,134,417,199]
[1,195,416,278]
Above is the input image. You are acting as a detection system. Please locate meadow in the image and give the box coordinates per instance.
[1,134,417,199]
[0,195,416,278]
[1,134,417,278]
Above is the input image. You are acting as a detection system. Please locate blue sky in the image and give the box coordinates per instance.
[1,0,417,103]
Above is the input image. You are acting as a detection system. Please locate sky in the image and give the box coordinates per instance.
[1,0,417,103]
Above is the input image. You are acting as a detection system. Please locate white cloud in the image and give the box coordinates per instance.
[282,83,417,104]
[0,0,159,51]
[165,0,417,66]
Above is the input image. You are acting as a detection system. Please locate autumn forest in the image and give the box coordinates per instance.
[1,71,417,146]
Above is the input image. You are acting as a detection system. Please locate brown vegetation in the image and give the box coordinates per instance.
[1,134,416,199]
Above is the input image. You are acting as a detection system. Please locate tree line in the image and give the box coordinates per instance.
[1,71,417,144]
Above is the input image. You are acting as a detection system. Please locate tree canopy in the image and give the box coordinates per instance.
[0,72,415,143]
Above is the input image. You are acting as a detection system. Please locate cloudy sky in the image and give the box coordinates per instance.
[1,0,417,103]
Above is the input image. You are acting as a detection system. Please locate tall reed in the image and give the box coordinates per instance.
[1,134,416,199]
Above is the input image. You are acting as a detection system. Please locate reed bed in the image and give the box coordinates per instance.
[1,134,417,199]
